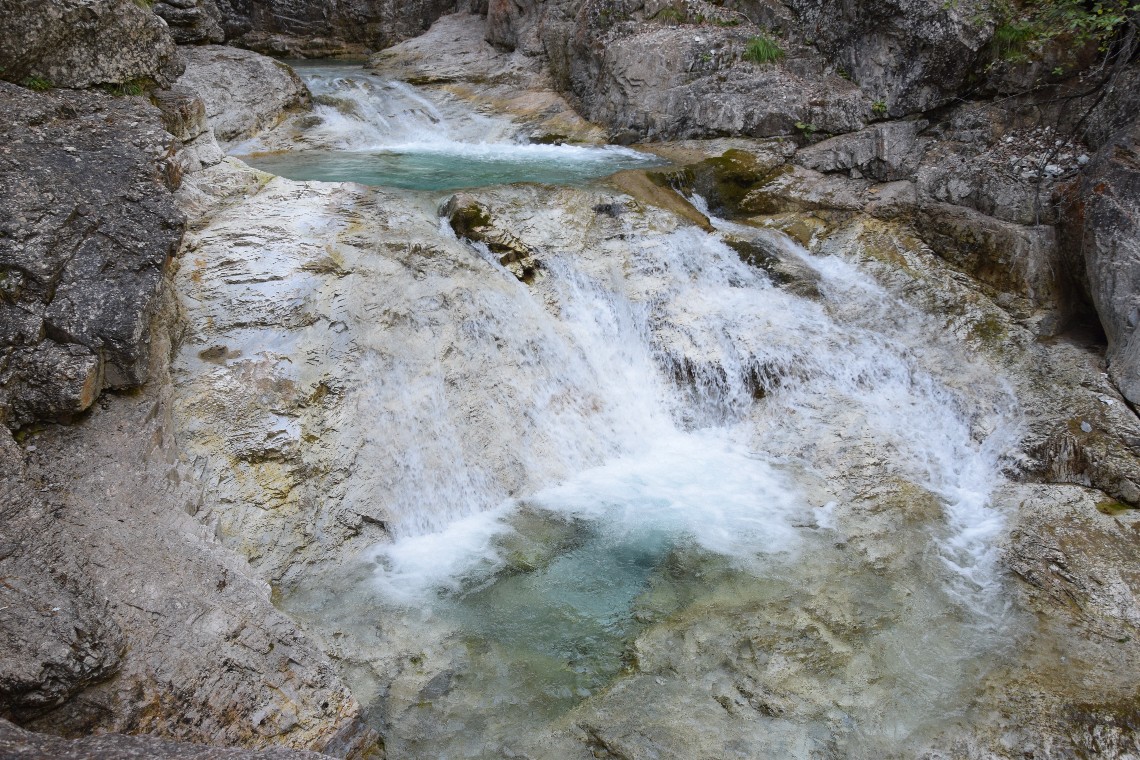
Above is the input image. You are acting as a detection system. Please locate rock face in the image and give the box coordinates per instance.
[213,0,462,54]
[176,46,310,146]
[0,83,184,429]
[0,0,184,89]
[484,0,997,140]
[1068,117,1140,403]
[780,0,992,115]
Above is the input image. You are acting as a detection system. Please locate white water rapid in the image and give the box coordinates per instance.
[229,64,1028,758]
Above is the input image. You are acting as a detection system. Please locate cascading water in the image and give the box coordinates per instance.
[257,65,1027,758]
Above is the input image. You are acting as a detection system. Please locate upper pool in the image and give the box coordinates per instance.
[235,62,665,191]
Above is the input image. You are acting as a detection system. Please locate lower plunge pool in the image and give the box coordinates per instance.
[281,431,1022,759]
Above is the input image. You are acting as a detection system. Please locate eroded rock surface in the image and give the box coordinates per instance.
[1068,116,1140,404]
[0,283,374,754]
[0,83,184,429]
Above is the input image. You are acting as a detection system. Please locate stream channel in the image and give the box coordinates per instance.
[236,63,1027,757]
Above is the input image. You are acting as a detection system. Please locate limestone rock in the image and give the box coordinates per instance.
[367,13,606,145]
[0,278,376,753]
[153,0,226,44]
[562,22,869,141]
[0,83,184,429]
[912,202,1061,318]
[782,0,992,115]
[794,120,925,182]
[0,0,184,89]
[1067,116,1140,404]
[176,46,310,146]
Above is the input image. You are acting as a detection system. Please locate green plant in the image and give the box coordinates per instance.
[103,79,147,96]
[21,76,52,92]
[871,98,888,116]
[743,34,785,64]
[655,6,685,23]
[699,51,713,63]
[795,120,817,138]
[713,17,740,26]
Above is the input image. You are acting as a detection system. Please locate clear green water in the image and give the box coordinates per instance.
[242,145,664,191]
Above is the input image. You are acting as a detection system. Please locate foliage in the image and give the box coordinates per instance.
[743,34,785,64]
[655,7,685,23]
[794,120,817,138]
[21,76,52,92]
[990,0,1139,62]
[871,98,889,115]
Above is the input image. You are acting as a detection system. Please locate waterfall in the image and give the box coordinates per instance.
[229,64,1029,756]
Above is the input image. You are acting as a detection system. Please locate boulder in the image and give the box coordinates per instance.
[1067,117,1140,403]
[794,120,925,182]
[0,0,184,89]
[442,193,541,282]
[176,46,310,145]
[0,83,184,429]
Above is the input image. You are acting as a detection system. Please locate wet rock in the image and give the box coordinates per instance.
[911,203,1062,318]
[0,0,184,89]
[649,143,791,217]
[0,83,184,429]
[176,47,310,146]
[443,193,541,282]
[368,13,606,145]
[1064,116,1140,404]
[725,237,822,298]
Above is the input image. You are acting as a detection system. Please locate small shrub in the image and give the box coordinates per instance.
[655,7,685,23]
[21,76,52,92]
[871,99,888,116]
[743,35,785,64]
[795,120,817,138]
